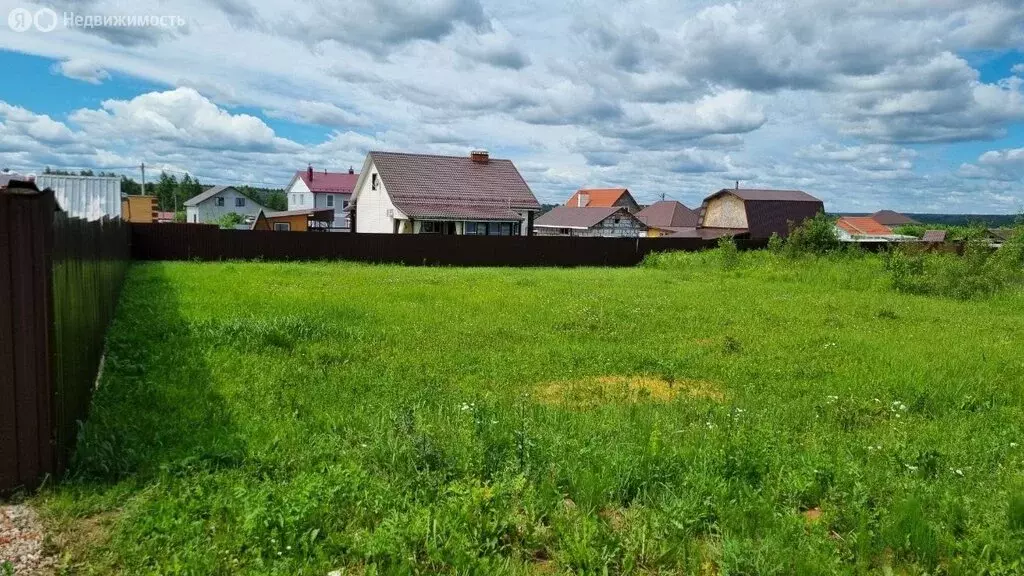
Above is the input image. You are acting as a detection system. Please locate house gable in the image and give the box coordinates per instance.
[702,192,748,229]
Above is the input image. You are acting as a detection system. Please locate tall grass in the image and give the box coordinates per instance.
[35,257,1024,574]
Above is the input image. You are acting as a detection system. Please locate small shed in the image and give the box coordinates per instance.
[921,230,948,244]
[251,208,335,231]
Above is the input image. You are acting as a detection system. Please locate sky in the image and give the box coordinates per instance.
[0,0,1022,213]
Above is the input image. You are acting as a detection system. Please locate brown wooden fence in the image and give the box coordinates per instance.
[132,224,767,266]
[0,186,130,493]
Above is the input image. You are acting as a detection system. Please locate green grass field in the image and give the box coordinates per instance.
[37,252,1024,574]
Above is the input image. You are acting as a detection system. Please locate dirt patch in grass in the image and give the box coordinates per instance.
[44,510,120,572]
[535,376,724,408]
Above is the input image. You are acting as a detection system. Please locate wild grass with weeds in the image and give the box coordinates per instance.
[34,254,1024,574]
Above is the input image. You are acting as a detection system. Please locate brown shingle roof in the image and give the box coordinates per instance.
[535,206,642,229]
[871,210,919,226]
[370,151,540,221]
[636,200,699,229]
[921,230,948,243]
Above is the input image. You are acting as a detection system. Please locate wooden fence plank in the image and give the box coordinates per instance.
[0,194,19,491]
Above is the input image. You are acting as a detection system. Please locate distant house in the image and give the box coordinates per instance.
[534,206,648,237]
[635,200,699,237]
[697,188,824,239]
[871,210,919,227]
[921,230,948,244]
[565,188,640,212]
[835,216,914,243]
[184,186,267,224]
[285,166,359,231]
[251,208,335,232]
[350,150,541,235]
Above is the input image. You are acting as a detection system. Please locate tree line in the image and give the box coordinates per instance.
[40,167,287,213]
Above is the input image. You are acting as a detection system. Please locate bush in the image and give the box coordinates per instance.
[217,212,245,229]
[783,213,841,257]
[886,229,1024,300]
[767,233,784,254]
[717,236,739,270]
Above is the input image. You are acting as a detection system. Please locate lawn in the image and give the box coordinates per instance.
[37,252,1024,574]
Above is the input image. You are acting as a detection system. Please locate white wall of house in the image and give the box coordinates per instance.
[186,188,265,224]
[286,178,313,211]
[354,164,405,233]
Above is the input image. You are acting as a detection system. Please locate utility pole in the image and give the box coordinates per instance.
[140,162,146,195]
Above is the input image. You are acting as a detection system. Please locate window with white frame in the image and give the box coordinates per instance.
[216,197,225,207]
[326,195,335,208]
[236,197,246,208]
[421,221,441,233]
[371,173,379,190]
[466,222,487,235]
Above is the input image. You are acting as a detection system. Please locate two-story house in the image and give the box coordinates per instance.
[284,166,358,231]
[184,186,266,224]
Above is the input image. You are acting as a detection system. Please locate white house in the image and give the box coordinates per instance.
[184,186,266,224]
[284,166,358,231]
[349,150,541,235]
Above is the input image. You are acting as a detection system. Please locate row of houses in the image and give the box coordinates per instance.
[181,150,829,241]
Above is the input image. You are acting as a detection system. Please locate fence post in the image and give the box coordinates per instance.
[0,187,57,492]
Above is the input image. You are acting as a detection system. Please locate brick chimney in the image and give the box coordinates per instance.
[307,164,313,182]
[470,150,489,164]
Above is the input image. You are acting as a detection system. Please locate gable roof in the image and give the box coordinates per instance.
[921,230,948,243]
[183,185,234,207]
[534,206,637,229]
[565,188,634,208]
[698,188,824,239]
[295,169,359,194]
[836,216,893,236]
[636,200,699,229]
[361,151,540,221]
[871,210,919,226]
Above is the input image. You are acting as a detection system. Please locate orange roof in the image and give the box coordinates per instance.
[565,188,631,208]
[837,216,893,236]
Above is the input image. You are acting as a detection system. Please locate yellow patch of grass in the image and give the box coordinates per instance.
[535,375,724,408]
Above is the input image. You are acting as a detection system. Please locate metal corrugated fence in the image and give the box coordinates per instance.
[35,175,122,221]
[0,188,129,493]
[131,224,768,265]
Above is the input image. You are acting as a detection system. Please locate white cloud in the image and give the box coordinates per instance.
[0,0,1021,210]
[52,59,111,84]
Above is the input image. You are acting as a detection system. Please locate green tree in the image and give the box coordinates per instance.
[155,172,179,212]
[217,212,245,229]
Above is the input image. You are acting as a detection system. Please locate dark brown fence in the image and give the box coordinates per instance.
[0,187,130,493]
[132,224,767,266]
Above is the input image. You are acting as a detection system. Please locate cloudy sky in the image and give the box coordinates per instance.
[0,0,1022,212]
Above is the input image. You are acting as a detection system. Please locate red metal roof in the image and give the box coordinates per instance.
[369,151,540,221]
[297,170,359,194]
[565,188,634,208]
[836,217,893,236]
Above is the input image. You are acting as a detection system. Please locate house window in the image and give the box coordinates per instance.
[236,197,246,208]
[421,221,441,234]
[193,215,198,223]
[466,222,488,235]
[559,228,569,235]
[326,195,335,208]
[500,223,513,236]
[216,197,225,207]
[274,222,291,231]
[342,200,349,209]
[371,173,379,191]
[614,218,621,224]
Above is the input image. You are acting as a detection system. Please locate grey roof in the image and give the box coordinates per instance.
[921,230,948,243]
[534,206,640,229]
[184,185,234,207]
[369,151,540,220]
[872,210,919,226]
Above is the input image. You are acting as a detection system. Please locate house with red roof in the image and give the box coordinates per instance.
[285,165,360,230]
[834,216,916,243]
[349,150,541,235]
[565,188,640,212]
